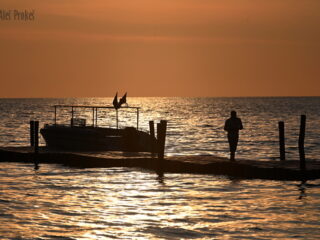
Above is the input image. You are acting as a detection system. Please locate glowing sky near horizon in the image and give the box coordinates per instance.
[0,0,319,97]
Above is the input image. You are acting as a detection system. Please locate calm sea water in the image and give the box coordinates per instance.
[0,97,319,239]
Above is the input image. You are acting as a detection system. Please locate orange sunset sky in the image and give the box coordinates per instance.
[0,0,319,97]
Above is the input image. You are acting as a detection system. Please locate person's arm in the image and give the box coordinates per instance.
[224,120,229,131]
[239,119,243,130]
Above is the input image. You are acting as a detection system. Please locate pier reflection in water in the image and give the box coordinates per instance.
[0,163,319,239]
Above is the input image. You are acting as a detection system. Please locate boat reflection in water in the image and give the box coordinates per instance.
[40,104,156,152]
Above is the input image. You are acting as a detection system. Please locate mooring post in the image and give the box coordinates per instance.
[54,106,57,126]
[33,121,40,170]
[149,121,155,154]
[278,121,285,161]
[30,120,35,147]
[299,115,306,171]
[34,121,39,154]
[157,123,161,155]
[149,121,155,138]
[157,120,167,160]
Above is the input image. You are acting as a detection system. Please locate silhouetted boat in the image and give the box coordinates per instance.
[40,104,156,152]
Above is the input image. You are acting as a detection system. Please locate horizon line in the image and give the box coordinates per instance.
[0,95,319,99]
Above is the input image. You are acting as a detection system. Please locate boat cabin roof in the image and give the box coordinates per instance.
[53,105,140,109]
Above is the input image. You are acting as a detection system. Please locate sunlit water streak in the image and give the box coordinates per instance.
[0,98,319,239]
[0,163,319,239]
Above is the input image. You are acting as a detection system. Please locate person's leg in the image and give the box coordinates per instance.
[228,135,235,161]
[230,152,235,161]
[233,134,239,160]
[228,133,238,161]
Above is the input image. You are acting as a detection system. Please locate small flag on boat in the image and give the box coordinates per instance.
[113,92,119,109]
[119,92,127,106]
[113,92,127,109]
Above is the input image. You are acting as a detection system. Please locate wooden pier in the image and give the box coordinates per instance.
[0,147,319,181]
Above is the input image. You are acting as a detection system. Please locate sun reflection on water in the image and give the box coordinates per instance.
[0,163,319,239]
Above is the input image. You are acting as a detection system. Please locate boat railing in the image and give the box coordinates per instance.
[53,105,141,130]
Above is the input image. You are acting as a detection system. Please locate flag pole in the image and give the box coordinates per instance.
[116,109,119,129]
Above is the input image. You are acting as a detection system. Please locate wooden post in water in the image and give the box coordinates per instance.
[34,121,39,154]
[30,120,35,147]
[157,123,161,155]
[157,120,167,160]
[34,121,40,170]
[299,115,306,171]
[278,121,285,161]
[149,121,155,154]
[149,121,155,138]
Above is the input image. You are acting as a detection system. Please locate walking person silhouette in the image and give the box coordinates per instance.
[224,111,243,161]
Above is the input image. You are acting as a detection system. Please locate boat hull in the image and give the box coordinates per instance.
[40,125,157,152]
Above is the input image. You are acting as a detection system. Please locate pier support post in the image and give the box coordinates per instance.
[157,120,167,160]
[30,121,35,147]
[34,121,39,154]
[149,121,156,154]
[299,115,306,171]
[30,120,39,169]
[149,121,155,138]
[278,121,285,161]
[157,123,161,157]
